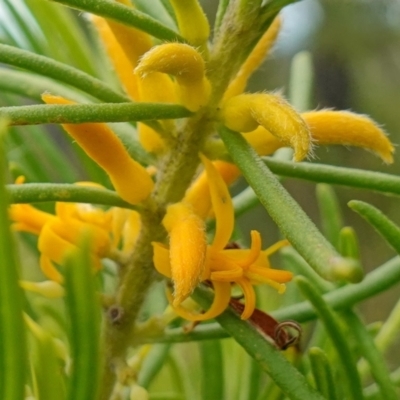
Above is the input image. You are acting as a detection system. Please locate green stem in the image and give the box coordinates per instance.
[341,311,397,400]
[264,157,400,196]
[0,120,27,400]
[7,183,136,209]
[192,288,325,400]
[200,340,224,400]
[0,103,192,125]
[348,200,400,253]
[273,255,400,322]
[296,277,364,400]
[48,0,184,42]
[0,69,93,102]
[0,44,129,103]
[219,126,362,283]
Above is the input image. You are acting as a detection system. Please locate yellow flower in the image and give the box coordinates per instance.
[42,94,154,205]
[9,182,141,283]
[152,155,292,321]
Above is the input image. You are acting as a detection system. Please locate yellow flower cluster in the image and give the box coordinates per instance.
[10,0,395,321]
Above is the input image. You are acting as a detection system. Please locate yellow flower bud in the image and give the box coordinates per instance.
[135,43,210,111]
[221,93,312,161]
[163,202,207,306]
[302,110,395,163]
[169,0,210,47]
[42,94,154,205]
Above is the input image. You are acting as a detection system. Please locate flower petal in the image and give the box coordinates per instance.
[135,43,210,111]
[200,155,234,251]
[236,278,256,320]
[168,281,232,321]
[302,110,395,163]
[169,0,210,47]
[42,94,154,205]
[152,242,172,278]
[221,93,312,161]
[163,203,207,305]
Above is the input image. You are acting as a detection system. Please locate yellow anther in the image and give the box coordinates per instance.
[135,43,210,111]
[221,93,312,161]
[302,110,395,163]
[42,94,154,205]
[169,0,210,48]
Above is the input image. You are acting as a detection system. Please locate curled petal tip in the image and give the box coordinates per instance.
[302,110,395,163]
[136,43,210,111]
[221,93,312,161]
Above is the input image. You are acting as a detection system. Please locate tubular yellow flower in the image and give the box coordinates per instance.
[224,16,282,100]
[302,110,395,163]
[91,15,140,100]
[220,93,312,161]
[242,111,395,163]
[104,0,153,67]
[135,43,211,111]
[42,94,154,205]
[162,202,207,306]
[184,160,240,219]
[169,0,210,48]
[9,204,54,235]
[153,155,293,321]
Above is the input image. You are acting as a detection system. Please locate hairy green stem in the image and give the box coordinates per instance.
[48,0,184,42]
[7,183,136,210]
[264,157,400,196]
[0,103,192,125]
[0,44,129,103]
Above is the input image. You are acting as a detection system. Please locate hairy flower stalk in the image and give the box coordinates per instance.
[7,1,396,398]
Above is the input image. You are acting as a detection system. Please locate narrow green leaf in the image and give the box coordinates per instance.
[193,287,325,400]
[281,247,335,293]
[288,51,314,112]
[0,44,130,103]
[309,347,338,400]
[338,227,360,260]
[263,157,400,196]
[24,0,99,75]
[133,323,230,345]
[316,184,344,249]
[342,310,398,400]
[274,255,400,323]
[0,119,27,400]
[63,240,101,400]
[138,344,171,388]
[27,316,66,400]
[134,0,176,29]
[219,126,363,283]
[348,200,400,253]
[49,0,184,42]
[0,69,94,102]
[200,340,224,400]
[7,182,137,210]
[215,0,231,33]
[297,277,363,400]
[0,102,193,125]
